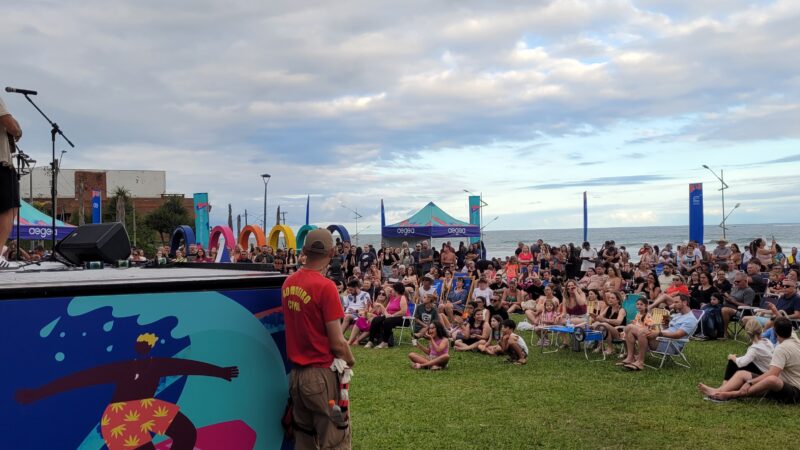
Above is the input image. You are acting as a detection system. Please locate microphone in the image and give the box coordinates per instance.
[5,87,38,95]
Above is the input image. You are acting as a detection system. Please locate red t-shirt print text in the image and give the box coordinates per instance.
[281,270,345,368]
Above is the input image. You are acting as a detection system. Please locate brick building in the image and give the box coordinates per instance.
[21,168,194,224]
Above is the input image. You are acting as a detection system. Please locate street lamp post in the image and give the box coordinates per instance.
[702,165,738,239]
[261,173,271,230]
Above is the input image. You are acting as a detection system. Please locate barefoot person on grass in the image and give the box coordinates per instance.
[619,294,697,371]
[699,317,800,404]
[500,319,528,365]
[408,322,450,370]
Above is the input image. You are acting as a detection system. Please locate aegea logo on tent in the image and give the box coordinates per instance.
[28,227,54,237]
[397,228,416,236]
[447,228,466,235]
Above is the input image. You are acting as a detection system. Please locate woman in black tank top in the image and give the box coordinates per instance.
[590,291,627,356]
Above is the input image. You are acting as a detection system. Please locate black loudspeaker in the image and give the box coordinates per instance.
[56,222,131,265]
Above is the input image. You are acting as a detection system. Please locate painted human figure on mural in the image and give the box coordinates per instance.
[15,333,239,450]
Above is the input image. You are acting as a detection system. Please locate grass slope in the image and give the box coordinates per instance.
[349,329,797,449]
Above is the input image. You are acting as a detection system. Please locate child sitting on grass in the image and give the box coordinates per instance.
[500,319,528,365]
[412,293,440,345]
[348,300,385,346]
[478,314,505,356]
[408,322,450,370]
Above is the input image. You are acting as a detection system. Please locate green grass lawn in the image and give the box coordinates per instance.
[348,326,797,449]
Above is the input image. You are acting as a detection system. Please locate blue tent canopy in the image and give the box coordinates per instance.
[10,199,76,241]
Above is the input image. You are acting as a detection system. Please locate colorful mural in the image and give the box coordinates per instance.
[2,288,290,450]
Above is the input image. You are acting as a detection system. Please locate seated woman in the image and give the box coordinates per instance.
[560,280,588,321]
[408,322,450,370]
[402,266,418,289]
[440,276,468,324]
[604,266,624,294]
[454,309,491,352]
[590,291,627,355]
[690,271,717,309]
[503,279,528,314]
[478,314,506,356]
[365,282,408,349]
[722,320,774,380]
[649,275,689,310]
[524,285,558,326]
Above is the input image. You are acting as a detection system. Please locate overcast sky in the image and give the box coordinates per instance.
[3,0,799,231]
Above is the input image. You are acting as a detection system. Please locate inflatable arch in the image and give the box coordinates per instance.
[269,224,297,251]
[169,225,196,257]
[295,224,318,251]
[209,225,236,251]
[326,224,351,243]
[238,224,267,250]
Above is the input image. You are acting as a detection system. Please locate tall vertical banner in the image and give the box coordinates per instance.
[583,191,588,242]
[689,183,704,243]
[91,190,102,224]
[468,195,481,244]
[193,193,210,248]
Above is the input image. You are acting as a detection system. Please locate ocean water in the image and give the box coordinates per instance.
[351,223,800,259]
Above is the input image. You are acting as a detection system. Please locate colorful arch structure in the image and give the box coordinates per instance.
[295,224,318,251]
[238,224,267,250]
[269,225,297,251]
[169,225,196,257]
[326,224,351,243]
[209,225,236,252]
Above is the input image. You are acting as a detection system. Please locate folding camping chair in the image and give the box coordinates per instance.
[397,303,417,346]
[645,310,701,369]
[690,309,707,340]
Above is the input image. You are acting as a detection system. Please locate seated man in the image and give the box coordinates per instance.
[342,279,371,332]
[658,264,676,288]
[619,294,698,371]
[699,317,800,404]
[757,281,800,343]
[721,271,756,336]
[586,265,608,291]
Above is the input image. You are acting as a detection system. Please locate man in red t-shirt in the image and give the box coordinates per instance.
[282,228,354,449]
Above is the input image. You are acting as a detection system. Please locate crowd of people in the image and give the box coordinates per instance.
[326,237,800,404]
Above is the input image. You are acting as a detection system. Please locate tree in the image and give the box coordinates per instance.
[144,196,192,245]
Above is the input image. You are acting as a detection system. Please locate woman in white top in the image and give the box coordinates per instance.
[722,319,774,380]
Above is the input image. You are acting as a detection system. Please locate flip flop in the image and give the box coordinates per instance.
[623,364,642,371]
[615,361,632,366]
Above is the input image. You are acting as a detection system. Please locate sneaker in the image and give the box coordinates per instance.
[411,339,418,346]
[363,341,374,349]
[0,256,19,270]
[375,342,389,349]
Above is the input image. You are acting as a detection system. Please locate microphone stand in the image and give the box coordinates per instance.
[20,94,75,260]
[13,147,32,261]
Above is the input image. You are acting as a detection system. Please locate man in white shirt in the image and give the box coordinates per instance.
[0,96,23,269]
[342,279,371,331]
[417,275,438,303]
[658,264,676,287]
[579,241,597,276]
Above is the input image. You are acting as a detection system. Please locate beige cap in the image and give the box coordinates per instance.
[302,228,334,255]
